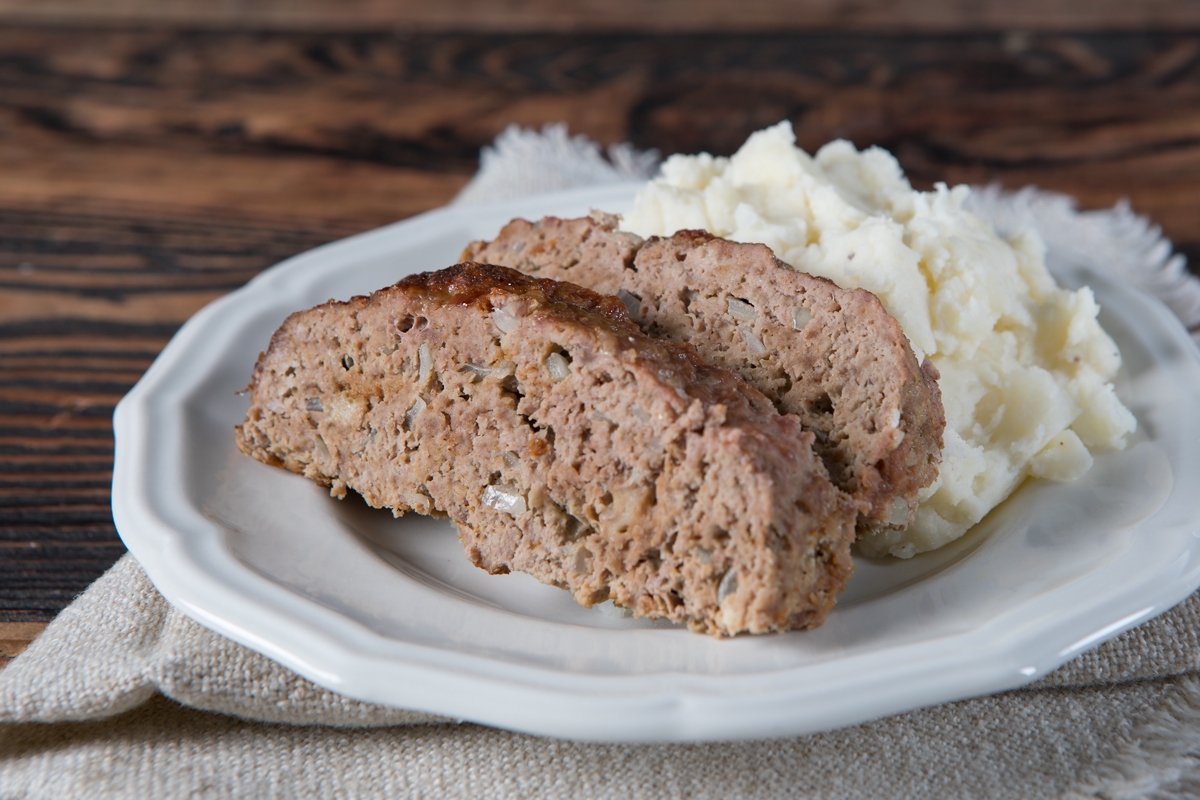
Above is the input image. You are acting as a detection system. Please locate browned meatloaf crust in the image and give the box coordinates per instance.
[235,263,856,636]
[464,214,944,533]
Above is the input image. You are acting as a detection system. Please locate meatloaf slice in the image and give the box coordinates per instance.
[235,263,856,636]
[464,214,944,534]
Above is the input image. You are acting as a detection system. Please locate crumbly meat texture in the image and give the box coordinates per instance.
[235,263,856,636]
[464,214,944,533]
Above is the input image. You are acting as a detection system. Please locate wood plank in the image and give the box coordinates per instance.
[1,30,1197,261]
[0,621,48,666]
[0,0,1197,33]
[0,197,375,626]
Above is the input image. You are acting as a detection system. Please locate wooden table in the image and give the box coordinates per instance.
[3,25,1199,664]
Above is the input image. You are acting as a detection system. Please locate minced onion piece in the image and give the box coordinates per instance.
[792,305,813,331]
[462,362,491,379]
[657,370,689,401]
[483,484,527,516]
[404,397,425,430]
[717,570,738,604]
[493,306,519,334]
[617,289,642,321]
[353,425,376,455]
[889,496,911,526]
[545,352,572,382]
[313,433,331,460]
[501,450,520,468]
[418,343,432,384]
[572,546,592,575]
[726,296,757,322]
[738,326,767,355]
[631,406,651,424]
[400,492,431,514]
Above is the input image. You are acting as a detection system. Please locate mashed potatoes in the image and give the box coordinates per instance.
[622,122,1136,558]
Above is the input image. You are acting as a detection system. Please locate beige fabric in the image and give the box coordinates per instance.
[0,555,442,729]
[0,560,1198,799]
[4,129,1200,799]
[0,683,1189,800]
[2,486,1199,799]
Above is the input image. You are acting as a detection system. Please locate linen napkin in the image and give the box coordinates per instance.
[3,123,1200,800]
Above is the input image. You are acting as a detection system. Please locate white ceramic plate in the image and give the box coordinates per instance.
[113,182,1200,742]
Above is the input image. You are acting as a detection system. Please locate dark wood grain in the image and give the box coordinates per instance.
[1,28,1197,649]
[0,621,45,667]
[2,31,1199,255]
[0,0,1198,33]
[0,199,369,624]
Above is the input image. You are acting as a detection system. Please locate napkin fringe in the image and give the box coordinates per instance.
[1067,674,1200,799]
[452,123,659,206]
